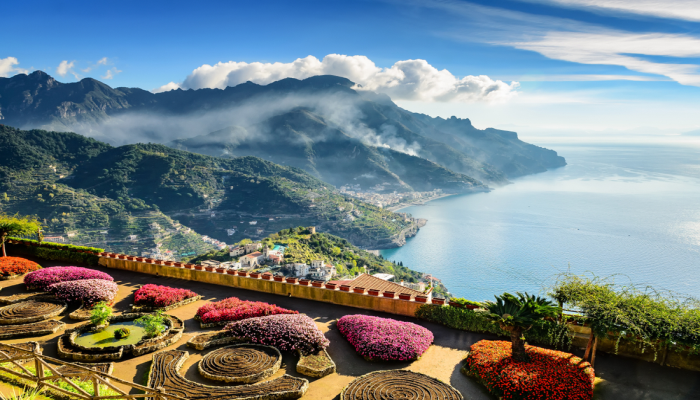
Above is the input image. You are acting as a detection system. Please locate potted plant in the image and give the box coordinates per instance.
[165,261,174,266]
[216,267,226,273]
[184,264,194,269]
[173,262,182,267]
[383,291,396,299]
[274,275,285,282]
[135,257,144,262]
[227,269,237,275]
[194,264,203,271]
[262,273,273,280]
[398,293,412,301]
[340,285,351,292]
[432,297,446,305]
[250,272,261,278]
[311,281,324,288]
[299,279,311,286]
[368,289,380,296]
[286,277,299,284]
[118,254,126,260]
[204,265,215,272]
[237,271,249,277]
[415,295,428,303]
[353,286,366,294]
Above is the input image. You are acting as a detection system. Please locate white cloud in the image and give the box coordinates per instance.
[83,57,111,73]
[157,54,519,103]
[97,57,108,66]
[529,0,700,22]
[513,74,669,82]
[152,81,181,93]
[510,32,700,86]
[0,56,28,77]
[101,67,122,80]
[56,60,78,78]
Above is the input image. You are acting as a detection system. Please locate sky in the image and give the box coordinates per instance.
[2,0,699,135]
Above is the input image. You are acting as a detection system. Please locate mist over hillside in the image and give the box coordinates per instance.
[0,72,565,191]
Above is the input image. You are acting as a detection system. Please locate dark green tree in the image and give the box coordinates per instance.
[0,213,42,257]
[483,292,560,362]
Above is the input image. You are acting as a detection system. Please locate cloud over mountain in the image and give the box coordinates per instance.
[0,57,27,77]
[152,54,519,103]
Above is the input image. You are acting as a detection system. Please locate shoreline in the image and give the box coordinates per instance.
[386,193,459,212]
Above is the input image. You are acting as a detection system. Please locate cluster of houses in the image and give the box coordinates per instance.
[289,259,337,281]
[201,235,227,250]
[338,185,445,209]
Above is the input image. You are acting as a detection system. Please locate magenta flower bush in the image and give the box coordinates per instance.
[134,284,199,307]
[196,297,297,324]
[48,279,119,306]
[337,315,434,361]
[224,314,329,355]
[24,267,113,291]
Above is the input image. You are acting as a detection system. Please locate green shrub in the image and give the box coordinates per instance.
[416,305,572,350]
[449,298,483,307]
[90,302,112,326]
[135,311,167,338]
[7,244,99,265]
[8,237,104,253]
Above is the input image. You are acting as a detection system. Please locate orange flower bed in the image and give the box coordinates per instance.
[464,340,595,400]
[0,257,42,277]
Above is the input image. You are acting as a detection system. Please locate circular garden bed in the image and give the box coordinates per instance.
[341,370,462,400]
[25,266,114,291]
[0,299,66,324]
[198,344,281,384]
[463,340,595,400]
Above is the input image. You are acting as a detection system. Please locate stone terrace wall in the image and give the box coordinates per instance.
[98,258,424,317]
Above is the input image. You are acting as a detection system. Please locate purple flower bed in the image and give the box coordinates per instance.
[224,314,329,355]
[24,267,113,291]
[48,279,119,306]
[337,315,434,361]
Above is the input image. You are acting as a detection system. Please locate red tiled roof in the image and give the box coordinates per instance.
[329,274,424,298]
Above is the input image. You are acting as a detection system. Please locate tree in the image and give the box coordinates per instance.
[0,213,42,257]
[483,292,559,362]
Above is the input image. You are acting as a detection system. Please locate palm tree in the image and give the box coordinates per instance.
[483,292,560,362]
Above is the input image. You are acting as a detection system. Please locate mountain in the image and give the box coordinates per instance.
[0,72,565,189]
[0,125,425,252]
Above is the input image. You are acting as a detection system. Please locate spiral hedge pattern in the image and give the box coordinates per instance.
[148,350,308,400]
[0,300,66,324]
[341,370,462,400]
[199,344,281,383]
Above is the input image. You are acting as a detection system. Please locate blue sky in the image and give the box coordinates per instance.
[2,0,699,134]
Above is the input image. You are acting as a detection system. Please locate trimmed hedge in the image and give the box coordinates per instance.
[416,305,572,350]
[0,257,42,277]
[8,243,100,266]
[8,237,104,253]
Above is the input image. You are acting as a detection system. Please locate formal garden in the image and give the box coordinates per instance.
[1,213,700,400]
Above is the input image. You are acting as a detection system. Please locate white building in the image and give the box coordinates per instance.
[244,242,262,253]
[292,263,309,277]
[230,245,245,257]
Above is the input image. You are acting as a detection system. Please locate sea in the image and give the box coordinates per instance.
[381,139,700,301]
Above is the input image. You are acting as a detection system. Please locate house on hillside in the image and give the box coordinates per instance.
[230,245,245,257]
[244,242,262,253]
[240,251,265,268]
[292,263,309,277]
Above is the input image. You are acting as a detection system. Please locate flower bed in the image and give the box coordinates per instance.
[337,315,433,361]
[134,284,199,308]
[195,297,297,326]
[48,279,119,306]
[0,257,41,279]
[25,267,113,291]
[224,314,329,355]
[463,340,595,400]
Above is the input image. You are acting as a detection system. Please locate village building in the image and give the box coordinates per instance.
[240,251,264,268]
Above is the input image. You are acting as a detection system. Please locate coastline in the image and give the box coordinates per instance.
[386,193,459,212]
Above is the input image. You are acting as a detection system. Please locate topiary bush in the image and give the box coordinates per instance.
[196,297,298,325]
[464,340,594,400]
[48,279,119,305]
[0,256,41,277]
[24,266,113,291]
[134,284,199,307]
[337,315,433,361]
[224,314,329,355]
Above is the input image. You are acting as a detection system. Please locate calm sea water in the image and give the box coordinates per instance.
[381,141,700,301]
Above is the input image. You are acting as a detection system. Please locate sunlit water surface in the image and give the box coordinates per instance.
[381,141,700,300]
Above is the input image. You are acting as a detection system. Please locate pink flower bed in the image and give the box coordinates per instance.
[337,315,434,361]
[134,284,199,307]
[48,279,119,306]
[224,314,329,355]
[24,267,113,291]
[195,297,297,324]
